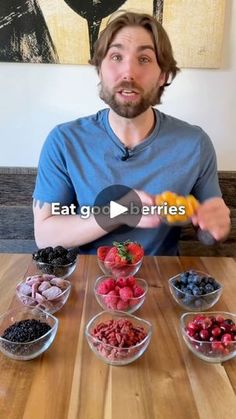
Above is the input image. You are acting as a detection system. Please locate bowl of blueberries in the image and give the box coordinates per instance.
[168,269,223,311]
[32,246,78,279]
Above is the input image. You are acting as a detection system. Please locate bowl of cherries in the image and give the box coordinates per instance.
[180,312,236,363]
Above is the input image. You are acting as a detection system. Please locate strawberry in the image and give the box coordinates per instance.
[97,246,112,261]
[126,241,144,263]
[104,242,131,268]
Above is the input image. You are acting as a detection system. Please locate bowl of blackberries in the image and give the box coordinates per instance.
[168,270,223,311]
[180,312,236,363]
[0,306,58,360]
[32,246,78,279]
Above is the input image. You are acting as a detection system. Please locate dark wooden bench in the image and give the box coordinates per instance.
[0,167,235,256]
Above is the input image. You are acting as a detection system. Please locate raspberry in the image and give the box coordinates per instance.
[119,286,133,302]
[129,298,139,307]
[133,285,144,297]
[102,278,115,292]
[103,290,118,309]
[116,277,127,288]
[116,299,129,310]
[114,286,121,294]
[126,276,136,287]
[97,282,110,295]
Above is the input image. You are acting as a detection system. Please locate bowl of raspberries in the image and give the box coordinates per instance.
[32,246,78,279]
[180,312,236,363]
[94,275,148,314]
[85,311,152,365]
[168,270,223,311]
[97,240,144,278]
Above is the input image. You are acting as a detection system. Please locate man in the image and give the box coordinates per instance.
[33,11,230,255]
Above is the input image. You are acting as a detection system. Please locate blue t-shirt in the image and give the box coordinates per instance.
[33,108,221,255]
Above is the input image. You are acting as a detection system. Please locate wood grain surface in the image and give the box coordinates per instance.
[0,254,236,419]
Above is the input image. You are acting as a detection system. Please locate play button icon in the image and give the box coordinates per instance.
[93,184,143,234]
[110,201,128,219]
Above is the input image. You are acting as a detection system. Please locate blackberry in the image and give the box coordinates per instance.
[51,257,66,266]
[66,249,77,263]
[48,252,55,262]
[44,247,53,255]
[53,246,67,256]
[32,251,40,261]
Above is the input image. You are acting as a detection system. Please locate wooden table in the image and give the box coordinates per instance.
[0,254,236,419]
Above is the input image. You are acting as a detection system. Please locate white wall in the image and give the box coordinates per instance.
[0,1,235,170]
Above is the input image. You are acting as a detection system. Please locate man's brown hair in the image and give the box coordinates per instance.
[89,11,180,103]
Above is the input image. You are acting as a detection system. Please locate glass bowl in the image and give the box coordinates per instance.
[16,275,71,314]
[85,311,152,366]
[180,312,236,363]
[0,306,58,360]
[97,257,143,278]
[94,276,148,314]
[168,270,223,311]
[33,258,77,279]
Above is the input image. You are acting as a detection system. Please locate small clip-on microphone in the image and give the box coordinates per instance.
[121,147,130,161]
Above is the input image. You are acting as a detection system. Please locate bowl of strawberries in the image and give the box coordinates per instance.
[97,240,144,278]
[94,275,148,314]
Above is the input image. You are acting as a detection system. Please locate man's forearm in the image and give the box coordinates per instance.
[34,214,107,249]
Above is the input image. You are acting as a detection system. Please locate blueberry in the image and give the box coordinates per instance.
[192,275,201,285]
[224,319,234,325]
[175,290,183,299]
[188,269,197,276]
[194,299,203,308]
[204,284,214,294]
[182,295,194,305]
[192,287,201,296]
[179,273,188,285]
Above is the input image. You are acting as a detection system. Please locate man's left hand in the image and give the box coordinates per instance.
[191,197,231,241]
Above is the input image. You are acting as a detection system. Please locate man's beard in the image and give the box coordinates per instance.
[99,81,160,118]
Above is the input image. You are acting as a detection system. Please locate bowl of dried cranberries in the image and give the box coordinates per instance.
[180,312,236,363]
